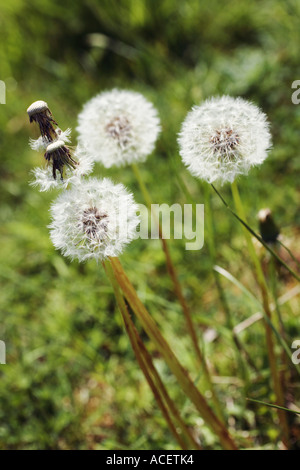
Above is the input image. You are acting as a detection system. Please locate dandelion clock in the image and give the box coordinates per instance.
[178,96,272,184]
[77,89,161,167]
[49,178,140,262]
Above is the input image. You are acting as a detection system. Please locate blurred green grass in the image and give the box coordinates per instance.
[0,0,299,449]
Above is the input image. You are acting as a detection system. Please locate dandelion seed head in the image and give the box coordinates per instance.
[81,207,108,240]
[27,99,57,140]
[44,141,77,180]
[210,128,240,158]
[178,96,272,184]
[77,89,161,167]
[105,115,132,148]
[49,178,140,262]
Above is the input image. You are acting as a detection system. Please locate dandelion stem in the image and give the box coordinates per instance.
[204,183,257,376]
[247,398,300,415]
[269,258,289,403]
[175,171,257,374]
[103,260,199,449]
[230,180,290,445]
[131,163,223,417]
[109,256,238,450]
[277,239,300,270]
[131,162,201,360]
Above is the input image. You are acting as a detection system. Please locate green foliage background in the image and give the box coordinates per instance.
[0,0,299,449]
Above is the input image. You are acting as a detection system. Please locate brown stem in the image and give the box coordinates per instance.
[109,257,238,450]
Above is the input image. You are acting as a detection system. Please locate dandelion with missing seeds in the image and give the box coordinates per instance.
[30,144,94,192]
[77,89,161,167]
[27,100,58,141]
[49,178,140,262]
[27,100,94,192]
[178,96,272,184]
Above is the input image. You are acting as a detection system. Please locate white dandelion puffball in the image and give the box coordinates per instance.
[30,145,94,192]
[76,89,161,167]
[178,96,272,184]
[49,178,140,262]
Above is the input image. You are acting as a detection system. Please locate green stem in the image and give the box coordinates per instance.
[247,398,300,415]
[131,163,223,419]
[231,180,289,445]
[277,239,300,270]
[204,183,257,376]
[176,172,257,375]
[269,257,289,402]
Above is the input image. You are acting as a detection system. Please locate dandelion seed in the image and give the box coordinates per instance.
[178,96,272,184]
[27,100,58,141]
[81,207,108,240]
[77,89,161,167]
[49,178,140,262]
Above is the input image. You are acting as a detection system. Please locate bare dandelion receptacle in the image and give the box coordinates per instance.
[44,140,77,180]
[27,100,58,141]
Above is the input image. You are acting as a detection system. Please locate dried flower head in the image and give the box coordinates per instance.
[258,208,280,243]
[30,145,94,192]
[178,96,272,184]
[49,178,140,262]
[27,100,58,141]
[76,89,161,167]
[44,140,77,180]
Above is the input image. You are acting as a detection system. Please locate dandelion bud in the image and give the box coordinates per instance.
[258,208,280,243]
[49,178,140,262]
[27,100,58,141]
[77,89,161,168]
[44,140,77,180]
[178,96,272,184]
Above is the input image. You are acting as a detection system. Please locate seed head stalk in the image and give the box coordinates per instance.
[131,162,201,362]
[131,163,224,421]
[103,260,201,450]
[269,255,290,417]
[109,256,238,450]
[174,168,257,376]
[203,183,257,379]
[230,180,289,445]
